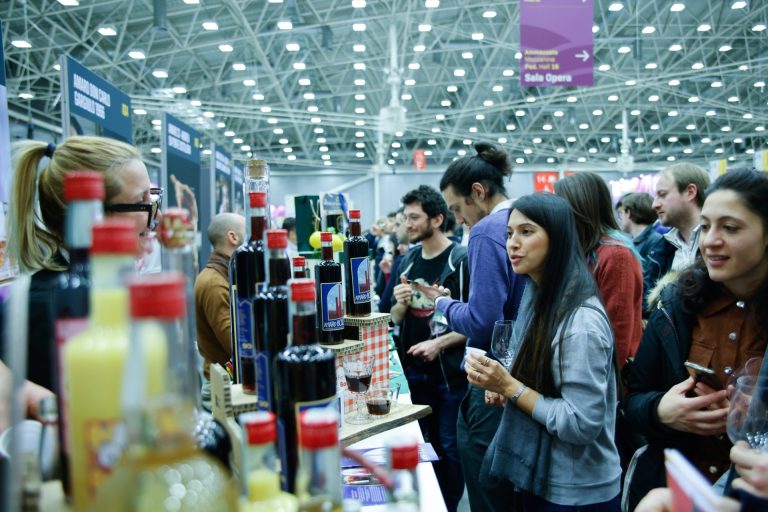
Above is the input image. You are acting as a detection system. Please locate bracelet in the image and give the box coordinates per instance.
[511,384,527,404]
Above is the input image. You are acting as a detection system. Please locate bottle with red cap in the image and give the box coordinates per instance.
[63,219,141,509]
[274,280,337,493]
[388,439,420,510]
[343,209,371,316]
[238,411,298,511]
[292,256,307,279]
[253,229,291,412]
[315,232,344,344]
[91,273,238,512]
[53,171,105,496]
[231,190,268,394]
[296,409,342,512]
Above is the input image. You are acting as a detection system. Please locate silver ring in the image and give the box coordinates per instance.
[475,371,481,380]
[484,357,490,366]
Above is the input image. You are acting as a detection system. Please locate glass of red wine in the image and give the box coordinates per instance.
[365,383,400,418]
[343,354,375,424]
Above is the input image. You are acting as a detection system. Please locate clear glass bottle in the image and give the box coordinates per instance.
[91,273,238,511]
[296,409,342,512]
[388,440,419,511]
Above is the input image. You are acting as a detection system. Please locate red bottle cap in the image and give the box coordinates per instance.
[290,278,316,303]
[91,219,138,255]
[267,229,288,249]
[240,411,276,445]
[320,231,333,242]
[299,409,338,449]
[390,441,419,470]
[293,256,306,267]
[129,272,186,320]
[249,191,267,208]
[63,171,105,201]
[348,210,361,220]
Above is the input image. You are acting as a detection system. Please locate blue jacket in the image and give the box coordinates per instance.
[632,225,675,316]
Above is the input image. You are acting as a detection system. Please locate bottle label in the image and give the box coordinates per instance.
[83,417,126,497]
[320,282,344,331]
[55,317,89,454]
[237,297,254,357]
[349,256,371,304]
[254,349,272,411]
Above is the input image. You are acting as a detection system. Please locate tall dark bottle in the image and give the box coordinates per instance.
[292,256,307,279]
[253,229,291,412]
[343,209,371,316]
[54,171,105,497]
[315,232,344,344]
[233,191,268,394]
[274,279,337,493]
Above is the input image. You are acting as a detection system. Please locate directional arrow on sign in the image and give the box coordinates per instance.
[575,50,590,62]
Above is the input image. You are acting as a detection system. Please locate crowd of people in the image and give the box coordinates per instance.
[3,135,768,512]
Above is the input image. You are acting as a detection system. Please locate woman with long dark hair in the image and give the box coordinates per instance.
[624,169,768,509]
[466,193,621,511]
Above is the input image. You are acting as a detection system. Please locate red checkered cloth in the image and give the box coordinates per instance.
[337,314,390,413]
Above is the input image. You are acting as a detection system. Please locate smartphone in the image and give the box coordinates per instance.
[683,361,724,391]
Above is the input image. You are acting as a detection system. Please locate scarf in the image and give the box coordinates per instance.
[206,250,230,280]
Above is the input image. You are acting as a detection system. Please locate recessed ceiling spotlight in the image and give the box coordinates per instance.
[697,23,712,32]
[668,44,683,52]
[670,3,685,12]
[277,20,293,30]
[641,26,655,34]
[202,21,219,31]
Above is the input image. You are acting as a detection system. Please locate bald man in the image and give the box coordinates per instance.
[194,213,245,410]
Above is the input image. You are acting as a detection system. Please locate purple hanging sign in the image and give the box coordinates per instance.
[520,0,594,87]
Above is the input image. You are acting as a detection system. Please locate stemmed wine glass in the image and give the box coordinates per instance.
[342,354,374,425]
[727,376,768,451]
[491,320,516,370]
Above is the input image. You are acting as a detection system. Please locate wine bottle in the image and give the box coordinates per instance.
[274,280,337,493]
[53,171,104,497]
[296,409,342,512]
[253,229,291,412]
[247,158,270,223]
[343,210,371,316]
[315,232,344,344]
[292,256,307,279]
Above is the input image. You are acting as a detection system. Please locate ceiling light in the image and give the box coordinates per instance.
[731,1,747,9]
[567,96,578,103]
[252,93,265,101]
[355,152,365,158]
[319,146,329,152]
[601,136,611,143]
[353,44,366,52]
[128,49,146,59]
[219,44,234,52]
[97,25,117,36]
[526,96,536,103]
[608,95,619,101]
[668,79,680,86]
[701,137,711,143]
[648,95,659,102]
[353,63,367,71]
[274,128,284,134]
[608,2,624,12]
[355,94,366,101]
[435,114,445,120]
[533,137,542,144]
[598,64,611,71]
[668,110,679,117]
[11,39,32,48]
[588,147,597,153]
[224,130,235,136]
[650,124,660,130]
[463,140,472,146]
[447,85,458,92]
[441,100,451,107]
[243,79,256,86]
[721,126,732,132]
[317,137,326,143]
[592,25,600,33]
[414,44,426,52]
[408,62,421,70]
[18,92,34,99]
[714,148,724,154]
[293,62,306,70]
[618,46,631,54]
[645,62,658,69]
[567,136,577,142]
[285,43,300,51]
[516,157,526,164]
[711,81,723,88]
[688,96,699,102]
[686,124,696,130]
[719,44,732,52]
[232,63,246,71]
[267,118,278,125]
[233,138,244,144]
[432,127,441,133]
[352,0,366,7]
[667,156,676,162]
[755,81,766,87]
[483,10,497,18]
[311,117,322,124]
[631,109,640,115]
[553,110,564,117]
[514,111,526,117]
[506,123,516,130]
[283,147,293,153]
[548,158,556,164]
[497,137,507,144]
[483,100,494,107]
[261,106,272,113]
[492,85,503,92]
[753,24,767,32]
[150,147,161,154]
[472,33,484,40]
[304,92,315,100]
[634,137,644,143]
[642,26,656,34]
[593,109,603,116]
[580,123,589,129]
[418,24,432,32]
[523,149,533,155]
[728,96,739,102]
[462,52,474,59]
[202,21,219,31]
[515,52,523,59]
[697,23,712,31]
[355,107,366,114]
[277,20,293,30]
[353,23,366,31]
[354,78,366,86]
[556,148,565,154]
[668,44,683,51]
[215,122,225,128]
[668,136,679,142]
[670,3,685,12]
[454,69,466,77]
[733,138,744,144]
[503,69,515,76]
[401,93,412,100]
[404,79,416,86]
[133,108,147,115]
[626,79,637,86]
[355,120,365,126]
[425,0,439,7]
[706,110,717,116]
[355,131,365,137]
[542,124,553,131]
[651,148,661,154]
[57,0,79,5]
[756,126,766,132]
[172,86,187,94]
[152,69,168,78]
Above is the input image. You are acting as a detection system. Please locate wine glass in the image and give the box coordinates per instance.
[727,376,768,451]
[491,320,516,370]
[342,354,374,425]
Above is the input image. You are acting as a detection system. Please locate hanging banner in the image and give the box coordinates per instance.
[232,161,245,216]
[0,21,16,280]
[707,159,727,181]
[753,150,768,172]
[520,0,594,87]
[213,147,233,214]
[533,171,560,193]
[413,149,427,171]
[60,55,132,142]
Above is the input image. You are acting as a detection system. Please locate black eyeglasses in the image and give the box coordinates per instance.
[104,187,163,229]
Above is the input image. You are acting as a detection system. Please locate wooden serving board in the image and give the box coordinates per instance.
[339,403,431,447]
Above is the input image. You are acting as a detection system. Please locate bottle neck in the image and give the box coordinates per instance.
[90,254,134,326]
[290,302,317,345]
[250,209,267,242]
[349,219,361,237]
[297,445,342,506]
[321,242,333,261]
[244,442,281,502]
[268,249,290,285]
[65,199,103,250]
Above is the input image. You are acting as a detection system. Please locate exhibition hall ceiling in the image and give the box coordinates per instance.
[3,0,767,172]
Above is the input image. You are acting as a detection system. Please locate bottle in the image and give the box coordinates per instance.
[91,273,238,511]
[53,171,104,497]
[158,208,233,470]
[343,210,371,316]
[233,191,268,394]
[63,220,152,510]
[292,256,307,279]
[274,279,337,493]
[253,229,291,412]
[247,158,270,217]
[388,440,419,510]
[239,411,298,511]
[296,409,342,512]
[315,232,344,344]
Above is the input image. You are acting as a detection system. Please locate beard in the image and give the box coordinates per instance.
[409,224,435,244]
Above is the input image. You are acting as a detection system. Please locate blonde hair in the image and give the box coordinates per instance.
[9,136,141,272]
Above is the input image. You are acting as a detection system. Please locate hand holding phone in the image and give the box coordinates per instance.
[684,361,724,391]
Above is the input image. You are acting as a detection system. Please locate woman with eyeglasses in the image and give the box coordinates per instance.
[7,135,161,391]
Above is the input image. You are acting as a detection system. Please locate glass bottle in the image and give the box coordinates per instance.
[238,411,298,511]
[274,280,337,493]
[316,232,344,344]
[53,171,104,496]
[343,210,371,316]
[91,273,238,511]
[246,159,270,220]
[292,257,307,279]
[296,409,342,512]
[388,440,419,510]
